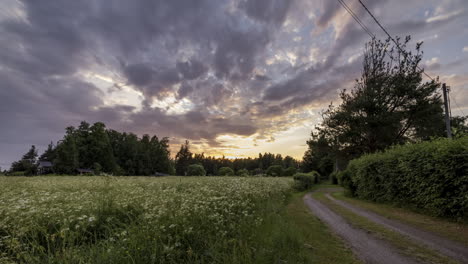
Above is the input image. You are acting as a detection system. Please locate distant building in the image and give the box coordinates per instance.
[38,161,53,174]
[77,168,94,175]
[153,172,169,176]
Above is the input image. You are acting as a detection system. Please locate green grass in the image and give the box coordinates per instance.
[312,190,458,264]
[284,192,360,264]
[0,176,359,264]
[331,192,468,247]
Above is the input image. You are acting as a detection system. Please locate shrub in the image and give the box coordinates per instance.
[237,168,249,177]
[309,171,321,183]
[218,167,235,176]
[329,171,338,185]
[252,168,263,176]
[266,165,283,177]
[283,167,297,176]
[337,170,355,196]
[343,136,468,219]
[186,164,206,176]
[8,171,26,176]
[293,173,315,191]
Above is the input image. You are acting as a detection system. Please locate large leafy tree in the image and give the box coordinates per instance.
[310,37,444,162]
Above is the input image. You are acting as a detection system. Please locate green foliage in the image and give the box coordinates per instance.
[186,164,206,176]
[293,172,317,191]
[237,168,249,177]
[51,121,172,176]
[329,171,339,185]
[451,115,468,138]
[10,145,38,176]
[343,136,468,219]
[175,140,192,176]
[39,142,56,162]
[8,171,27,176]
[283,167,297,176]
[266,165,283,177]
[304,37,445,173]
[309,171,321,184]
[302,134,335,176]
[337,170,355,196]
[218,167,235,176]
[93,162,103,175]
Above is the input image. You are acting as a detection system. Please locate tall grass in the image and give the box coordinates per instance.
[0,176,314,263]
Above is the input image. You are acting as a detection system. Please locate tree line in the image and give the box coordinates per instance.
[174,140,300,176]
[302,36,468,178]
[9,121,172,176]
[6,123,300,176]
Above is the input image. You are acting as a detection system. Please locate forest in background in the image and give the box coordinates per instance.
[5,123,300,177]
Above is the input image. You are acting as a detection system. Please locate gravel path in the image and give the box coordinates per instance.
[303,193,421,264]
[326,193,468,263]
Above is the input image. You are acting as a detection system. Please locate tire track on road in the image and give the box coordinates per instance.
[326,193,468,263]
[303,193,421,264]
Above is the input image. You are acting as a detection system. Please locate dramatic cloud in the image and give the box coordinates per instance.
[0,0,467,168]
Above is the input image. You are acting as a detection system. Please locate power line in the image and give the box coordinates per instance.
[337,0,375,39]
[356,0,435,81]
[450,93,467,117]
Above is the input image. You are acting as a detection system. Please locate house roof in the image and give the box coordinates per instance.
[38,161,53,167]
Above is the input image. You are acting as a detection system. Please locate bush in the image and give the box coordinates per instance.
[7,171,27,176]
[218,167,235,176]
[237,168,249,177]
[186,164,206,176]
[293,173,315,191]
[309,171,320,183]
[283,167,297,176]
[266,165,283,177]
[329,171,338,185]
[337,170,355,196]
[343,136,468,219]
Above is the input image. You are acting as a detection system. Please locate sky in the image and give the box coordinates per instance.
[0,0,467,169]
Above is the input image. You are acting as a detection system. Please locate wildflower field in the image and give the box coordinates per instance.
[0,176,314,264]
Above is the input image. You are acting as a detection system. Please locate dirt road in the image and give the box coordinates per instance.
[326,193,468,263]
[304,189,468,264]
[303,194,421,264]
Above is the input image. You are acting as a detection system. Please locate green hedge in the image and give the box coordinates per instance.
[342,136,468,219]
[293,171,320,191]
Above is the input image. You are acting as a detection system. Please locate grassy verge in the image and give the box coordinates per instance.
[284,192,360,264]
[312,191,458,264]
[331,192,468,247]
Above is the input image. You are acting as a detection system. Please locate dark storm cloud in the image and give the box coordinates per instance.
[1,0,467,167]
[176,59,208,80]
[214,28,271,81]
[177,83,194,99]
[240,0,292,25]
[122,107,257,142]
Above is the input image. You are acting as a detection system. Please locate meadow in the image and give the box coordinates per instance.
[0,176,311,264]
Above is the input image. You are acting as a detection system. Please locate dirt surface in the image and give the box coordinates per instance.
[326,193,468,263]
[303,194,421,264]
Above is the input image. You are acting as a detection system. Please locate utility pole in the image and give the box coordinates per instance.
[442,83,452,139]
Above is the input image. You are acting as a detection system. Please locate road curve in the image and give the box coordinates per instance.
[326,193,468,263]
[303,194,421,264]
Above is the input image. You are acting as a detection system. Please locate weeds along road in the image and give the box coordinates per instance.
[304,188,468,264]
[325,193,468,263]
[303,193,420,264]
